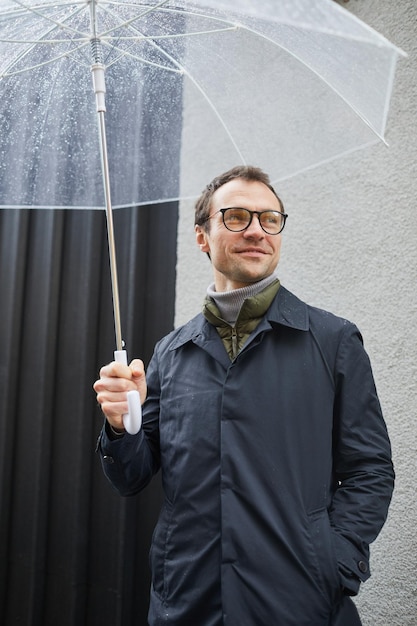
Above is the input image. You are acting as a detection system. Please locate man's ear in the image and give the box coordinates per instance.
[195,224,210,253]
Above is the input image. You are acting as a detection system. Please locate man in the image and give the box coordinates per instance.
[94,166,394,626]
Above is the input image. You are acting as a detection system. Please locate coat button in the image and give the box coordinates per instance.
[358,560,368,573]
[103,455,114,464]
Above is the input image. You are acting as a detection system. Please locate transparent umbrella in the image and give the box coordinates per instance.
[0,0,405,430]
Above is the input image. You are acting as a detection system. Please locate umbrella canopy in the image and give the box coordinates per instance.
[0,0,406,211]
[0,0,405,433]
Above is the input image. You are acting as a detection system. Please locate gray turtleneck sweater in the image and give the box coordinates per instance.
[206,272,279,325]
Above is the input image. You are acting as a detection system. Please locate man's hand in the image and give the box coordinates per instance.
[93,359,147,432]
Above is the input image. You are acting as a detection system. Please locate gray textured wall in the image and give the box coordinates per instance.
[175,1,417,624]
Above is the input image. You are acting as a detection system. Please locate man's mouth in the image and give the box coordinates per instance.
[236,247,267,256]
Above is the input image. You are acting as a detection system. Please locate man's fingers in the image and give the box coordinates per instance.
[99,360,132,380]
[93,361,136,393]
[129,359,147,405]
[94,375,134,394]
[130,358,145,378]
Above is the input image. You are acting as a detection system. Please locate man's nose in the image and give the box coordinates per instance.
[243,213,264,237]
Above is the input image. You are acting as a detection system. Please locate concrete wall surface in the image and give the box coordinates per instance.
[175,1,417,624]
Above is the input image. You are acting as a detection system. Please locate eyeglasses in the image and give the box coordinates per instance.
[205,207,288,235]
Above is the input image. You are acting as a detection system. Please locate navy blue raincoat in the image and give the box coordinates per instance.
[99,286,394,625]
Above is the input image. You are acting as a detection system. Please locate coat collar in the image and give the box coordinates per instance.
[266,285,309,331]
[168,285,309,354]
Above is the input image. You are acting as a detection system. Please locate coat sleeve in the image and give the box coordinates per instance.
[96,349,162,497]
[329,322,394,595]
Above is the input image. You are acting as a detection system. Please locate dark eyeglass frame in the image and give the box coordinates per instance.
[205,207,288,235]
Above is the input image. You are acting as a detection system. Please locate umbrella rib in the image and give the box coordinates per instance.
[101,43,183,73]
[102,26,238,42]
[273,137,382,185]
[178,74,246,163]
[0,39,92,77]
[0,36,87,44]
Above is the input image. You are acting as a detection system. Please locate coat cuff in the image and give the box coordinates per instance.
[95,420,127,456]
[333,532,371,595]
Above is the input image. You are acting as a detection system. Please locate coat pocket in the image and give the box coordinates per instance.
[308,508,342,604]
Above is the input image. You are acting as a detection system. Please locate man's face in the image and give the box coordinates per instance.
[195,178,283,292]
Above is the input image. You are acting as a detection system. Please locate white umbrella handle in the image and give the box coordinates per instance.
[114,350,142,435]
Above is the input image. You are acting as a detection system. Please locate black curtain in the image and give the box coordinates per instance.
[0,203,178,626]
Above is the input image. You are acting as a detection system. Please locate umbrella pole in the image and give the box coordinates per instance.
[92,64,123,352]
[99,112,124,353]
[88,0,124,352]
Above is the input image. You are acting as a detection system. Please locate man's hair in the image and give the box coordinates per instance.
[194,165,284,230]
